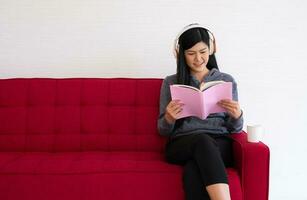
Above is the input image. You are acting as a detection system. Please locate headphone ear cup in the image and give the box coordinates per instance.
[173,39,179,59]
[173,47,179,59]
[209,38,215,55]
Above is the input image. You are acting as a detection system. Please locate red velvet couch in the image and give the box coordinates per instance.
[0,78,269,200]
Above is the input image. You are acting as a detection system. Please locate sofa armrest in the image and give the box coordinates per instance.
[230,131,270,200]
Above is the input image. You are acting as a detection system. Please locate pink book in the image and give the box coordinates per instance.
[170,81,232,119]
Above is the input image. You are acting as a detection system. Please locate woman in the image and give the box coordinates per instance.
[158,23,243,200]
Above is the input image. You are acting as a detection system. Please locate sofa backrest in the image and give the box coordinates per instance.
[0,78,166,152]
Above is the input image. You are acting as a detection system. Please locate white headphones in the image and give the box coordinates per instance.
[173,23,216,58]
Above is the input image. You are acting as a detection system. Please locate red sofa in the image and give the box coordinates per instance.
[0,78,269,200]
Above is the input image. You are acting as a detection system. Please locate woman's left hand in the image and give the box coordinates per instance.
[218,99,242,119]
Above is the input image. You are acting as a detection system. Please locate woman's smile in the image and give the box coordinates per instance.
[194,62,205,67]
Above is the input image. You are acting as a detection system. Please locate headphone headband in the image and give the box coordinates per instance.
[173,23,216,58]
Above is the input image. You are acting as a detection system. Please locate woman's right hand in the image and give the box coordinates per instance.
[164,100,184,124]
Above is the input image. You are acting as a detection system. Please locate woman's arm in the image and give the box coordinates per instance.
[157,77,176,136]
[219,79,244,133]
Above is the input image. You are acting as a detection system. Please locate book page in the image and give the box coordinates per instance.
[200,80,225,91]
[202,82,232,119]
[171,84,200,92]
[170,85,202,119]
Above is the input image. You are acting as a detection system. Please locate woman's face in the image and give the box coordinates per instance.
[184,41,210,74]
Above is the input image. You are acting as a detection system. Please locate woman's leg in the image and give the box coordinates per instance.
[183,160,210,200]
[206,183,231,200]
[204,135,233,200]
[214,135,234,168]
[166,134,232,200]
[190,134,229,186]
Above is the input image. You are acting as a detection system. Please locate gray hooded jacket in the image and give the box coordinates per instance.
[157,68,243,138]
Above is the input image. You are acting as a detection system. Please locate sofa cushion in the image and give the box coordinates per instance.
[0,152,177,174]
[0,78,165,152]
[0,152,242,199]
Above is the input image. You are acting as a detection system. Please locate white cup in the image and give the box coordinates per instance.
[247,124,263,143]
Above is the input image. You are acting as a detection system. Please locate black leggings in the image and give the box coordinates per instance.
[165,133,233,200]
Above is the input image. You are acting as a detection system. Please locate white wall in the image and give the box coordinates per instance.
[1,0,307,199]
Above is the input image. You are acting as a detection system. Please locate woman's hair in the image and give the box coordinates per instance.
[176,28,219,85]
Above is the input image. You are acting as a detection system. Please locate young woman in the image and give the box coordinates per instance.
[158,23,243,200]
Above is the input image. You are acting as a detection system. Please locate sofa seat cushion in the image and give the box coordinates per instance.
[0,152,242,199]
[0,152,181,174]
[0,151,241,184]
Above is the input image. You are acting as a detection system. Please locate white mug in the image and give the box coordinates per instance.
[247,125,263,143]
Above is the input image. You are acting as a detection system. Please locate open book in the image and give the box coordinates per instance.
[170,81,232,119]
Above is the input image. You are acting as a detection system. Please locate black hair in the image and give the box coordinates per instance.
[176,28,219,85]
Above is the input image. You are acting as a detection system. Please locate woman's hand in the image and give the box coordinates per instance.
[218,99,242,119]
[164,100,184,124]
